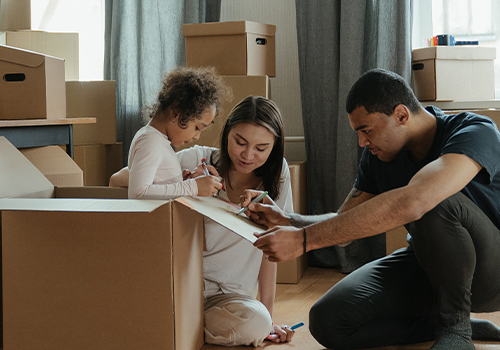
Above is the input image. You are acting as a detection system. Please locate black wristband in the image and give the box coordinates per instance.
[303,227,307,255]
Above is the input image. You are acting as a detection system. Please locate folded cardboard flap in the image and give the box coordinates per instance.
[182,20,276,37]
[0,136,54,198]
[20,145,84,187]
[412,46,496,61]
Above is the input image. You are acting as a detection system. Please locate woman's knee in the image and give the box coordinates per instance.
[205,298,271,346]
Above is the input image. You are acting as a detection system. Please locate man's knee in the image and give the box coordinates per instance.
[309,289,365,350]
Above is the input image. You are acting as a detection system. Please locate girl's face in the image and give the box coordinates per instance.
[227,122,275,174]
[167,105,216,148]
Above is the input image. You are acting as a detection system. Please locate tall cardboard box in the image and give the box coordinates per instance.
[66,81,117,145]
[0,30,79,80]
[176,75,270,151]
[183,21,276,77]
[0,44,66,120]
[412,46,496,101]
[0,136,205,350]
[73,143,123,186]
[276,161,308,284]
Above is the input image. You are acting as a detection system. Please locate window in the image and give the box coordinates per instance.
[31,0,105,80]
[413,0,500,98]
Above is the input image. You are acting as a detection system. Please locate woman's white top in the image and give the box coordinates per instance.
[127,123,198,199]
[176,145,294,299]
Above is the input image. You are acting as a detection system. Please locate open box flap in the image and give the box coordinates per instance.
[176,196,266,243]
[0,136,55,198]
[0,197,168,213]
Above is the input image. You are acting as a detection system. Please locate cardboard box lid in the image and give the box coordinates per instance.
[0,136,54,198]
[412,46,496,61]
[183,20,276,37]
[0,44,62,68]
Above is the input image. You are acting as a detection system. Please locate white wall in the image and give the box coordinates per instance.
[220,0,306,161]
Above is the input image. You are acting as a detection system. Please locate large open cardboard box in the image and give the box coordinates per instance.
[0,44,65,120]
[0,136,205,350]
[412,46,496,102]
[183,21,276,77]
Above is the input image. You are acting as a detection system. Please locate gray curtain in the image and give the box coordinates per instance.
[295,0,413,273]
[104,0,221,165]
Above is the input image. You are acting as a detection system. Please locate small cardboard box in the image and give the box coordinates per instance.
[277,161,308,284]
[20,145,83,186]
[0,44,66,120]
[412,46,496,102]
[66,81,117,145]
[176,75,270,151]
[183,21,276,77]
[73,143,123,186]
[0,0,30,31]
[0,30,79,80]
[0,136,205,350]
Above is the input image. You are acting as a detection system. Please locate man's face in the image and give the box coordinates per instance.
[348,106,406,162]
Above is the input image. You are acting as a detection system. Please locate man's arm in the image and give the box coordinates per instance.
[287,187,375,227]
[254,153,482,262]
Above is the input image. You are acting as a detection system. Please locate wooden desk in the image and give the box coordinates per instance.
[0,118,96,158]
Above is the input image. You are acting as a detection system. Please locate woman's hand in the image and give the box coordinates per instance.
[195,175,223,196]
[266,323,295,343]
[241,189,291,228]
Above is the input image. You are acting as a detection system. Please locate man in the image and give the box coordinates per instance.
[243,69,500,350]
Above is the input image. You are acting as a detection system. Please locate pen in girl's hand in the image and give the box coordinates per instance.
[201,158,225,191]
[236,191,268,216]
[290,322,305,330]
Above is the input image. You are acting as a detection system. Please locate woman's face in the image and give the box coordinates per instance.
[227,122,276,174]
[166,105,216,148]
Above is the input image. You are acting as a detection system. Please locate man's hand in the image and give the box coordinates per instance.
[253,226,304,262]
[241,190,290,228]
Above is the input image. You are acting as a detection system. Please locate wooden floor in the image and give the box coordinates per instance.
[202,267,500,350]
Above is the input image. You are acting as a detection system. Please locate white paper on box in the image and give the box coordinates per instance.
[177,196,265,243]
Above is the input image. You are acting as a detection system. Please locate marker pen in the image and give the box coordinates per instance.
[290,322,305,330]
[236,191,268,216]
[266,322,305,340]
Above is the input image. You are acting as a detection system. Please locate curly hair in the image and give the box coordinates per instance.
[218,96,285,201]
[143,66,232,127]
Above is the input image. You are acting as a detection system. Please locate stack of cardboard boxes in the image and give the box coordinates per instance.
[0,0,122,187]
[182,20,308,283]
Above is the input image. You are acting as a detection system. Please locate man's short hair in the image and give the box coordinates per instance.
[346,68,421,116]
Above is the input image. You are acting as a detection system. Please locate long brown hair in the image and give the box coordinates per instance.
[218,96,285,200]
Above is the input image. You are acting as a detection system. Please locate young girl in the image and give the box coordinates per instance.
[110,96,295,346]
[125,66,230,199]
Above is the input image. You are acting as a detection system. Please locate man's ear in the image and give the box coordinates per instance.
[393,104,410,125]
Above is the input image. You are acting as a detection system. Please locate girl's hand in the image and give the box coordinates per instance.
[189,164,221,179]
[266,323,295,343]
[195,175,223,196]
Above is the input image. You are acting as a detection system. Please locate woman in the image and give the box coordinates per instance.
[110,96,295,346]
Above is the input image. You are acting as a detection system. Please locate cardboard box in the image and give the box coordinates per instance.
[412,46,496,101]
[183,21,276,77]
[276,161,308,284]
[66,81,117,145]
[0,44,66,120]
[0,0,30,31]
[176,75,270,151]
[20,145,83,186]
[0,136,205,350]
[0,30,79,80]
[73,143,123,186]
[0,136,269,350]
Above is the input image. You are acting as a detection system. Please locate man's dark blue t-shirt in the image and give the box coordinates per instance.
[354,106,500,230]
